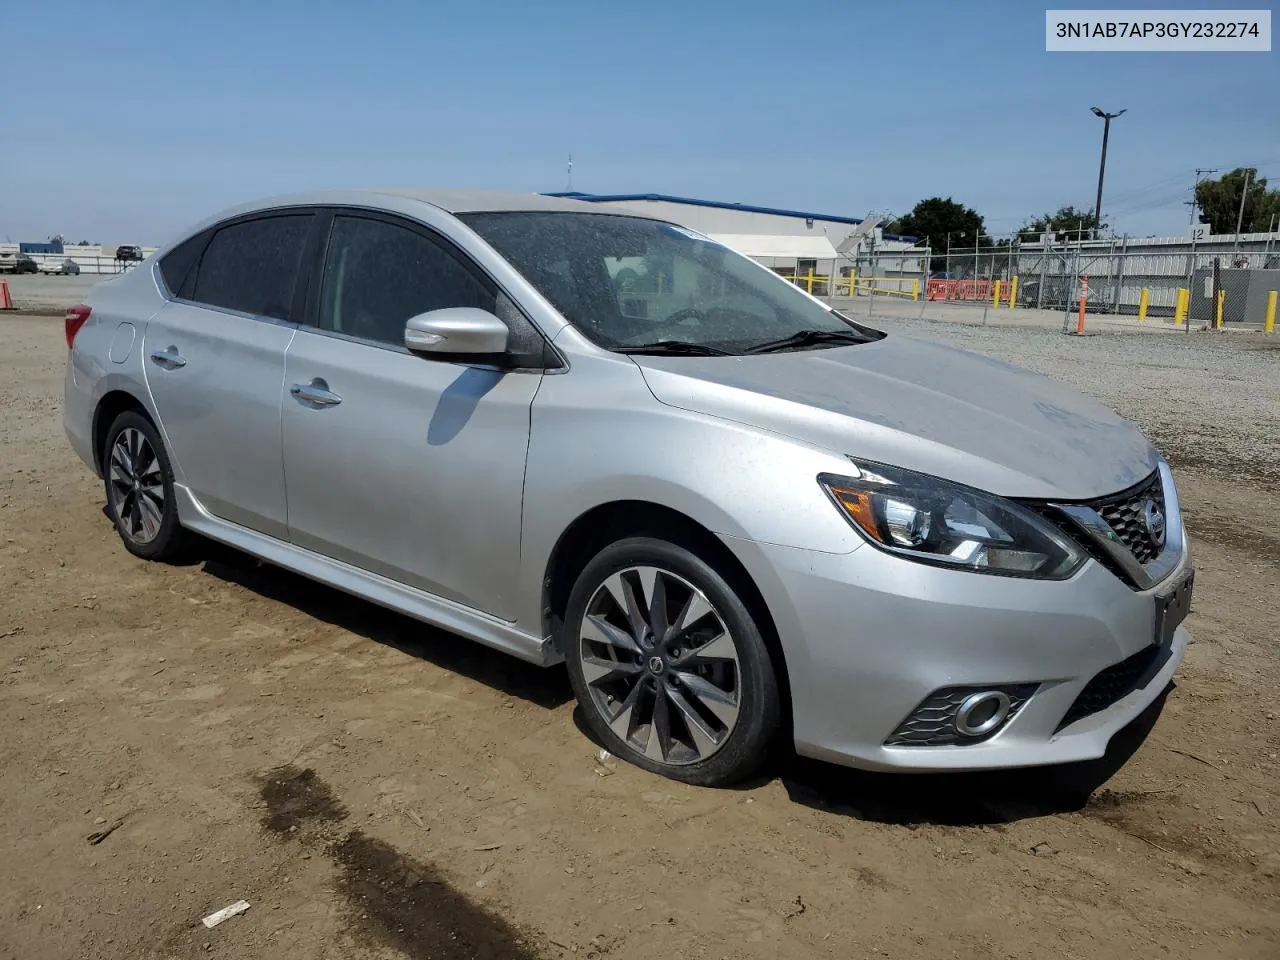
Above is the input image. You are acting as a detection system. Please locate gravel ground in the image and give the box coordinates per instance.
[870,314,1280,488]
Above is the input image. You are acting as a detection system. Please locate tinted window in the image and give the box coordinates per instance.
[191,215,313,320]
[318,215,495,346]
[158,230,210,297]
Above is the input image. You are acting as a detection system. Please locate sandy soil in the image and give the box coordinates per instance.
[1,314,1277,960]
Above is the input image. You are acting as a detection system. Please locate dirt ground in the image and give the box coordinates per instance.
[1,313,1278,960]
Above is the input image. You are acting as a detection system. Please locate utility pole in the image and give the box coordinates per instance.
[1232,168,1253,260]
[1090,106,1126,237]
[1189,167,1219,225]
[566,154,573,192]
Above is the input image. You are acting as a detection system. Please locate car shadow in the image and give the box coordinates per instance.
[195,541,572,711]
[168,533,1169,818]
[777,684,1171,826]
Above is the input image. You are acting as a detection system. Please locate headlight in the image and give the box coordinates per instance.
[819,461,1086,579]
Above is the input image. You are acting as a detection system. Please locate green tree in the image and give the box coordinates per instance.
[887,197,986,251]
[1019,206,1103,243]
[1194,168,1280,234]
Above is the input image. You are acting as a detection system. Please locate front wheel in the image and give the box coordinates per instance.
[563,537,781,786]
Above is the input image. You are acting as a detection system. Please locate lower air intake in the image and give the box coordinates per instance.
[885,684,1038,747]
[1056,645,1166,731]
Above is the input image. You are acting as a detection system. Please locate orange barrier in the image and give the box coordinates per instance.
[0,280,15,310]
[926,278,997,302]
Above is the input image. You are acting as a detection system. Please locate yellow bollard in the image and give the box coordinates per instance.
[993,280,1002,307]
[1215,289,1224,329]
[1266,290,1277,333]
[911,278,920,301]
[1174,288,1188,325]
[806,267,815,295]
[1007,275,1018,308]
[1137,287,1149,322]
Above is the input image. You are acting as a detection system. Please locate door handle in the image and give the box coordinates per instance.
[290,380,343,406]
[149,346,187,369]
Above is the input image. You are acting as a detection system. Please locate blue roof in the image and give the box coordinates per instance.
[543,192,916,243]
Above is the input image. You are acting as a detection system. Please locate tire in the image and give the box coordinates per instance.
[102,410,189,562]
[562,536,780,786]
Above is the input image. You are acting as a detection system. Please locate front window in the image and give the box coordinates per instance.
[459,212,881,355]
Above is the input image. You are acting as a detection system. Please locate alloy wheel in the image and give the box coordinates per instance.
[578,565,742,765]
[107,427,165,545]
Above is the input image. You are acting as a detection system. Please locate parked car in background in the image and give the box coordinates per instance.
[0,253,39,274]
[114,245,144,263]
[43,258,82,276]
[62,189,1193,787]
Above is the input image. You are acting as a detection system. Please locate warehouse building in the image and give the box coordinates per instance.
[544,192,921,296]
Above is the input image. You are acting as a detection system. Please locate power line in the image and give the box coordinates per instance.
[1187,168,1219,224]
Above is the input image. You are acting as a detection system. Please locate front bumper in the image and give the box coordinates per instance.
[728,535,1191,773]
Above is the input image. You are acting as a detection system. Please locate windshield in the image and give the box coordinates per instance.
[458,212,883,354]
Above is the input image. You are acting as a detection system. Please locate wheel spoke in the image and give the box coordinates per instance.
[665,685,722,759]
[673,672,739,727]
[138,454,161,482]
[663,590,713,644]
[581,655,644,686]
[138,493,163,541]
[636,567,667,639]
[602,572,648,640]
[675,630,737,667]
[607,678,646,742]
[582,613,641,655]
[110,442,134,482]
[122,491,141,536]
[645,687,671,761]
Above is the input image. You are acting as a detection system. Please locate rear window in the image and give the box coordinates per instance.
[190,215,314,321]
[158,231,210,297]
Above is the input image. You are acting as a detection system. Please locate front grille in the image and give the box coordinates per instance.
[1056,645,1163,731]
[1095,471,1165,564]
[1026,469,1167,588]
[885,684,1038,747]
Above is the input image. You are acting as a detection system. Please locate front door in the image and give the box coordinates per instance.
[281,212,542,620]
[143,213,314,539]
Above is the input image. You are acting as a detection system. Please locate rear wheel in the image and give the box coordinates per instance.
[563,537,780,786]
[102,411,188,562]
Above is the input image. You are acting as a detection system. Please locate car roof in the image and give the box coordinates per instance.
[157,188,671,256]
[232,188,663,217]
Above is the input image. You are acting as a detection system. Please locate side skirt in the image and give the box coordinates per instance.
[172,485,554,666]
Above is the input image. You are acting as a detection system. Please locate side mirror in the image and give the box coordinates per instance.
[404,307,509,356]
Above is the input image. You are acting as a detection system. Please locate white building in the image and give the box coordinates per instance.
[544,192,922,296]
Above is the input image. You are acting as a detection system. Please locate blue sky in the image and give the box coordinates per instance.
[2,0,1276,244]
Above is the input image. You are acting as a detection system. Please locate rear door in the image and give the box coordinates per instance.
[281,210,544,620]
[144,212,315,538]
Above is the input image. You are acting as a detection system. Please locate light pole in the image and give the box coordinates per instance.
[1090,106,1126,237]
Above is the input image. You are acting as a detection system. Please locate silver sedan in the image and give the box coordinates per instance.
[63,189,1192,785]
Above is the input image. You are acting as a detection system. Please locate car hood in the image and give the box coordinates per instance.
[631,335,1157,500]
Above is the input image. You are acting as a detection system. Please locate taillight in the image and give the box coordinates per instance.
[65,304,91,348]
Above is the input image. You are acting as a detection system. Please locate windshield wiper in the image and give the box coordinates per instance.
[744,328,868,354]
[615,340,732,357]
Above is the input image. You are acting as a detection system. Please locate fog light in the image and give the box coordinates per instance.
[955,691,1012,737]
